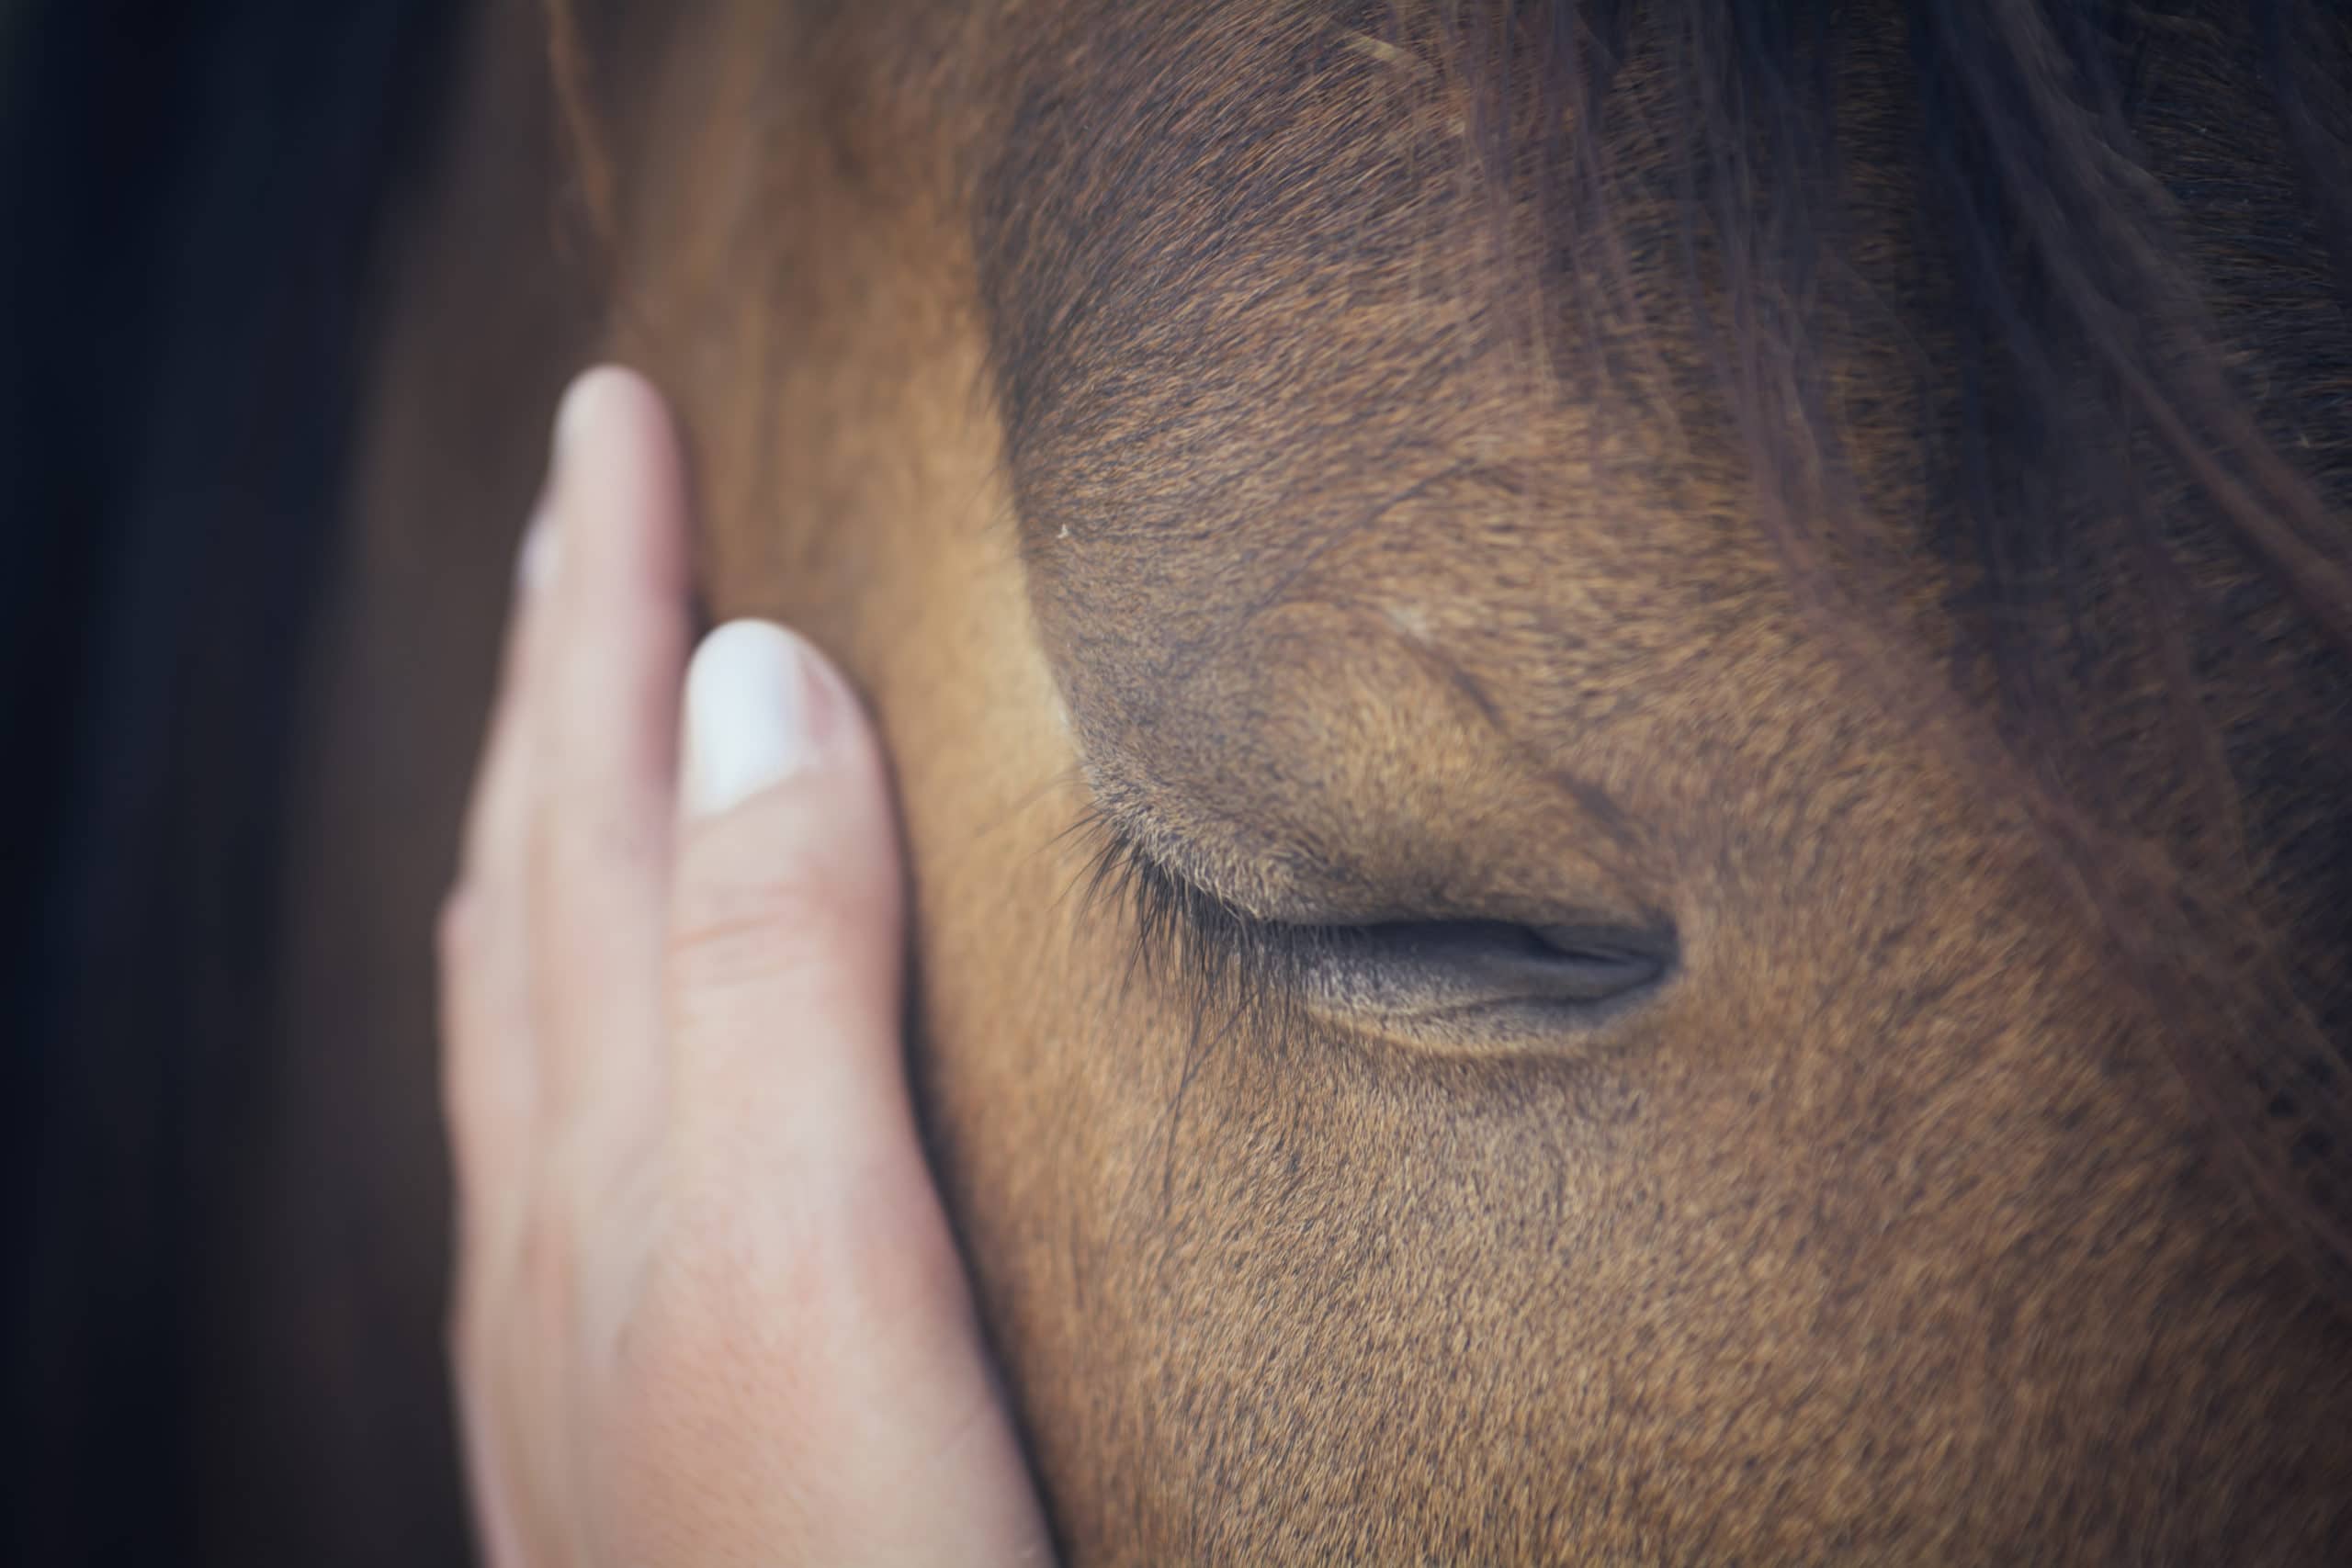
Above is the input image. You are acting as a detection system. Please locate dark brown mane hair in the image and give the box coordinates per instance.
[1442,0,2352,1292]
[548,0,2352,1296]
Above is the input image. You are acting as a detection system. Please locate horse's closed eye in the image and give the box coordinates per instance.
[1079,811,1674,1052]
[1295,919,1674,1029]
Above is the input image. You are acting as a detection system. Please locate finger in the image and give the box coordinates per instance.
[528,366,695,1119]
[441,487,562,1209]
[667,621,909,1177]
[458,501,560,891]
[659,620,1054,1564]
[442,459,570,1568]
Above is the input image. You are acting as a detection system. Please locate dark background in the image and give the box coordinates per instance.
[5,3,467,1560]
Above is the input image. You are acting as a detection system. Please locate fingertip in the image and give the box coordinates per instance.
[528,360,694,836]
[663,621,904,1028]
[545,364,688,592]
[554,363,664,458]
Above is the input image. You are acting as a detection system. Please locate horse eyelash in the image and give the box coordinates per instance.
[1067,806,1318,1035]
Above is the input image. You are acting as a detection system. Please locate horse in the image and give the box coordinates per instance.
[227,0,2352,1561]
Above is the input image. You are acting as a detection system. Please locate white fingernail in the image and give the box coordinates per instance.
[682,621,829,818]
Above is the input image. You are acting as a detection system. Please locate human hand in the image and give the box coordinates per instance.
[436,367,1053,1566]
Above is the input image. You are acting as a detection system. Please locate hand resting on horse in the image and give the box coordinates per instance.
[435,366,1053,1566]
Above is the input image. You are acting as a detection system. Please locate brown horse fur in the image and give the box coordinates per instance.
[489,0,2352,1559]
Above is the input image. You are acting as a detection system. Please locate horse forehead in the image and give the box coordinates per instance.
[980,3,1518,525]
[971,6,1821,734]
[993,292,1780,786]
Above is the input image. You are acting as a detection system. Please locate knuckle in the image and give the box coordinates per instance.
[532,795,658,895]
[664,875,861,998]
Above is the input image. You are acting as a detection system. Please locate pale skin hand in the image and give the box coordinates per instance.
[437,367,1055,1566]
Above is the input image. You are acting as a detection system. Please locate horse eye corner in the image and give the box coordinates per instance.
[1532,920,1679,976]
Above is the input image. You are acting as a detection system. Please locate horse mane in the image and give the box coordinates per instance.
[539,0,616,249]
[1463,0,2352,1292]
